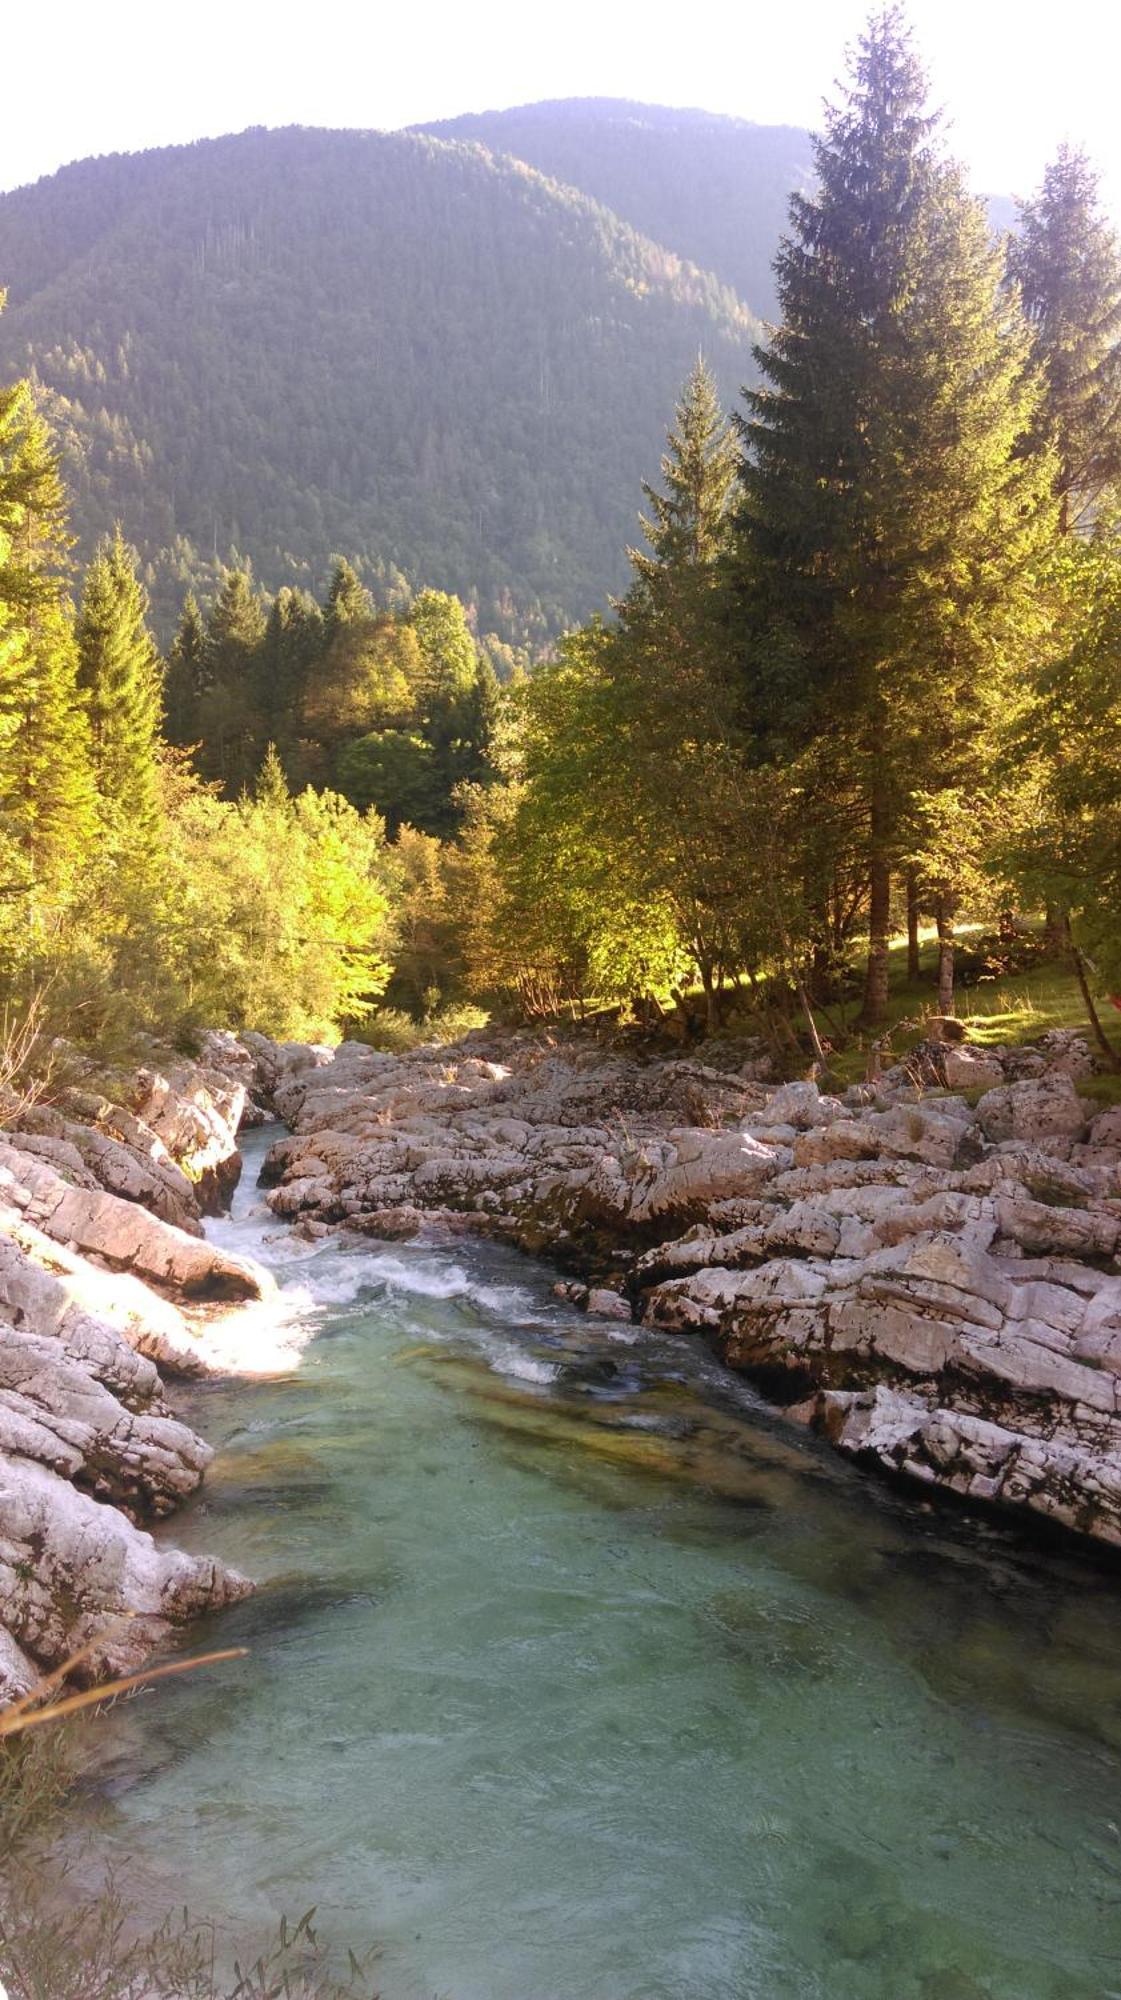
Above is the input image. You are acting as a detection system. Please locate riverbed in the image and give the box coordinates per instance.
[86,1127,1121,1999]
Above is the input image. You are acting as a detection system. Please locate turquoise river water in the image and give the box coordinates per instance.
[88,1128,1121,1999]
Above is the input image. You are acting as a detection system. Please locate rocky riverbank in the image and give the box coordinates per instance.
[7,1013,1121,1707]
[0,1032,272,1701]
[247,1023,1121,1552]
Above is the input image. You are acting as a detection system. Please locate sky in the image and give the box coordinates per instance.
[4,0,1121,210]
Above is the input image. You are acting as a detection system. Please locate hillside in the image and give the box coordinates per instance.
[0,125,757,641]
[420,102,1019,320]
[419,99,815,321]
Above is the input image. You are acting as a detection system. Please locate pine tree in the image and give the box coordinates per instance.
[611,363,759,1024]
[628,357,738,594]
[258,586,324,755]
[1009,147,1121,533]
[734,6,1056,1022]
[77,528,163,836]
[164,591,207,744]
[199,565,267,790]
[0,369,95,894]
[324,557,371,634]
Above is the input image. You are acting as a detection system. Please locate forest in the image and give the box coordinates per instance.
[0,123,756,646]
[2,7,1121,1080]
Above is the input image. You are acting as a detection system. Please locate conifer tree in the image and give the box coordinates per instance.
[460,654,502,786]
[324,557,372,634]
[199,565,267,790]
[734,6,1056,1022]
[77,528,163,835]
[410,589,483,825]
[1009,147,1121,532]
[628,357,738,597]
[164,591,207,744]
[258,586,324,757]
[611,361,759,1023]
[0,368,95,893]
[254,740,293,813]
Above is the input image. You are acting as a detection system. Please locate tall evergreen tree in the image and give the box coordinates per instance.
[734,6,1056,1022]
[460,654,502,787]
[628,357,738,593]
[163,591,207,745]
[199,565,267,790]
[258,586,324,757]
[1009,147,1121,533]
[611,361,762,1023]
[77,527,163,834]
[324,557,372,635]
[0,366,95,893]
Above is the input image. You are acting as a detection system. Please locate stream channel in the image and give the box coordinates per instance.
[85,1126,1121,1999]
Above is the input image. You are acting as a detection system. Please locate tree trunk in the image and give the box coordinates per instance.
[699,960,719,1036]
[860,763,891,1026]
[1066,918,1121,1070]
[906,870,921,982]
[795,973,831,1076]
[935,896,955,1015]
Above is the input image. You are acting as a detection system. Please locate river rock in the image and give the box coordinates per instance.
[976,1073,1089,1152]
[0,1142,269,1300]
[0,1454,251,1682]
[234,1028,1121,1548]
[0,1038,268,1699]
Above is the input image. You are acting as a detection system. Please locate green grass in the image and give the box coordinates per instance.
[817,939,1119,1089]
[674,923,1119,1088]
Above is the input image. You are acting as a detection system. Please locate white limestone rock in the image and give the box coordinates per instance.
[0,1142,269,1301]
[0,1455,251,1680]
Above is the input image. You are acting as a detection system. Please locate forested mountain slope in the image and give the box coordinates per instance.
[422,99,1019,322]
[418,99,816,321]
[0,126,756,641]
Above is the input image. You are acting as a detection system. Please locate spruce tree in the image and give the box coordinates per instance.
[0,371,95,891]
[77,528,163,836]
[199,565,267,791]
[734,6,1055,1022]
[324,558,371,634]
[628,357,738,594]
[460,654,502,786]
[164,591,207,744]
[258,586,324,754]
[611,362,753,1024]
[1009,147,1121,532]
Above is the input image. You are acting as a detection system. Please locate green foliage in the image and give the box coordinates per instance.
[0,365,96,918]
[335,729,442,837]
[733,7,1057,1022]
[1009,146,1121,531]
[1002,530,1121,992]
[76,526,163,837]
[0,125,755,648]
[137,765,393,1042]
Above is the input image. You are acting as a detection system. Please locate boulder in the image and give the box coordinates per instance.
[0,1316,211,1513]
[0,1455,251,1682]
[0,1143,269,1301]
[976,1073,1089,1152]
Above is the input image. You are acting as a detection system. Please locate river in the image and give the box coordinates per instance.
[86,1126,1121,1999]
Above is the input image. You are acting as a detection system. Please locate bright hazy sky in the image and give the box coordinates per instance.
[4,0,1121,212]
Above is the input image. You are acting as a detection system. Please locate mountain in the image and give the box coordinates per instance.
[0,124,757,643]
[418,99,816,323]
[0,104,1017,644]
